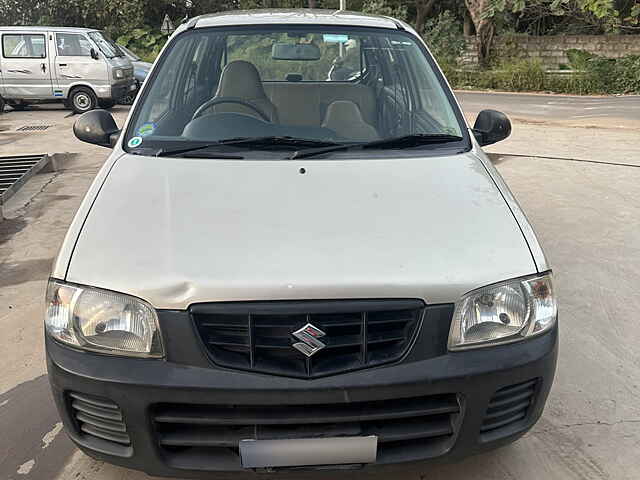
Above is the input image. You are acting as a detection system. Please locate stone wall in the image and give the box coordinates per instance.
[461,35,640,69]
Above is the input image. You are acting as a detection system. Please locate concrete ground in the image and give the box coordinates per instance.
[0,94,639,480]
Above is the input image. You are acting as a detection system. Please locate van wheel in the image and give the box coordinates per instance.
[69,87,97,114]
[98,99,116,109]
[0,97,5,115]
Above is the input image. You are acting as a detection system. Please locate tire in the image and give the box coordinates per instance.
[98,99,116,109]
[0,97,5,115]
[69,87,97,114]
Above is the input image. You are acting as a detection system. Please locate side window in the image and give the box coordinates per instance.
[2,34,46,58]
[56,33,91,57]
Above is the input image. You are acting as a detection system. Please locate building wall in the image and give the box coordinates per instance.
[461,35,640,69]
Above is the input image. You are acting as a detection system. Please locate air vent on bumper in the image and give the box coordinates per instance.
[480,379,538,441]
[68,392,133,457]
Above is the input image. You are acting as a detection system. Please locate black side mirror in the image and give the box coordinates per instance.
[74,110,121,148]
[473,109,511,147]
[90,48,99,60]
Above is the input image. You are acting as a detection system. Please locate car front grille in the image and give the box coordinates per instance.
[152,393,461,469]
[480,379,538,440]
[191,299,425,378]
[68,392,132,456]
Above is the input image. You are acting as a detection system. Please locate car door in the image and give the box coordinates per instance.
[53,32,105,96]
[1,32,53,99]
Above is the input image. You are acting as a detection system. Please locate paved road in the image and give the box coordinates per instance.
[1,98,640,480]
[456,91,640,128]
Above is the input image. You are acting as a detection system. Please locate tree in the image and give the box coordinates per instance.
[414,0,438,33]
[465,0,495,66]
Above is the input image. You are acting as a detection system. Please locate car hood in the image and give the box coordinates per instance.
[66,152,536,309]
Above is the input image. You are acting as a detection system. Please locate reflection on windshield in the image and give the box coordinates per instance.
[126,26,467,155]
[88,31,122,58]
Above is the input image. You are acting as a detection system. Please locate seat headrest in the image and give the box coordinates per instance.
[216,60,267,99]
[322,100,379,142]
[323,100,367,125]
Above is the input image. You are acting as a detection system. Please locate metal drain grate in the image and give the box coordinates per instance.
[0,154,49,205]
[16,125,51,132]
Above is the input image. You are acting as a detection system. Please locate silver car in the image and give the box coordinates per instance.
[46,9,558,476]
[0,26,135,113]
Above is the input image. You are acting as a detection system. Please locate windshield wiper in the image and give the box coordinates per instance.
[155,137,338,158]
[289,134,464,160]
[218,136,339,148]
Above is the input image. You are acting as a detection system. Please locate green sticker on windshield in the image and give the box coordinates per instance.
[323,34,349,43]
[128,136,143,148]
[138,122,156,137]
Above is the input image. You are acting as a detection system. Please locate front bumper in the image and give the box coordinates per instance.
[47,326,557,478]
[104,79,136,100]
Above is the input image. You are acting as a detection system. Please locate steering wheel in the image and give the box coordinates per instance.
[192,96,271,122]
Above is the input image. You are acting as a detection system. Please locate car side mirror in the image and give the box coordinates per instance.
[74,110,121,148]
[90,48,99,60]
[473,109,511,147]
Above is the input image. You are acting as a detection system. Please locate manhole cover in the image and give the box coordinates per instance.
[16,125,51,132]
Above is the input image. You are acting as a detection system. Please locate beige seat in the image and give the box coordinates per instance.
[321,100,379,141]
[212,61,279,122]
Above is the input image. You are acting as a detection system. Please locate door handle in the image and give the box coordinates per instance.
[41,63,47,73]
[58,63,67,67]
[7,69,31,74]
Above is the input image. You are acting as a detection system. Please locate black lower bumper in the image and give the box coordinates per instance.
[109,80,136,101]
[47,327,557,478]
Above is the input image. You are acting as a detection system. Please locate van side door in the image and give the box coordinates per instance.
[54,32,105,98]
[0,32,53,99]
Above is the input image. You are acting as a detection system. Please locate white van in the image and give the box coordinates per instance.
[0,26,135,114]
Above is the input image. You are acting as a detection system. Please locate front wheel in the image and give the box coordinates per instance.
[0,96,5,115]
[69,87,97,114]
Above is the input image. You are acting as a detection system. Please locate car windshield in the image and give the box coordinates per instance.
[125,26,467,155]
[119,44,140,61]
[88,31,123,58]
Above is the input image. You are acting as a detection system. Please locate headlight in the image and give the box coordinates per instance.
[45,280,163,358]
[448,273,556,350]
[114,68,124,79]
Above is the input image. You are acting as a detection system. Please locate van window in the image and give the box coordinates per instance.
[56,33,92,56]
[2,34,46,58]
[87,31,123,58]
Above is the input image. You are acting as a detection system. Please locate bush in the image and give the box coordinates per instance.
[447,54,640,95]
[117,28,168,62]
[423,11,465,65]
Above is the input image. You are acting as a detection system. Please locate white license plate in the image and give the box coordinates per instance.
[239,436,378,468]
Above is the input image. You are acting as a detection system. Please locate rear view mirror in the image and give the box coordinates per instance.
[90,48,99,60]
[74,110,121,148]
[473,109,511,147]
[272,42,321,61]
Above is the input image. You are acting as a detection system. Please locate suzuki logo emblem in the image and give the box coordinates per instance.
[291,323,326,358]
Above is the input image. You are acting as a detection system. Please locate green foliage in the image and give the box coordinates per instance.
[566,48,596,69]
[362,0,408,23]
[447,53,640,94]
[423,11,466,64]
[117,28,168,62]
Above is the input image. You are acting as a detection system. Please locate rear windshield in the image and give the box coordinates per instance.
[125,25,467,154]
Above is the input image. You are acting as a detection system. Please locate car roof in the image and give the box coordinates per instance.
[192,9,402,30]
[0,26,99,33]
